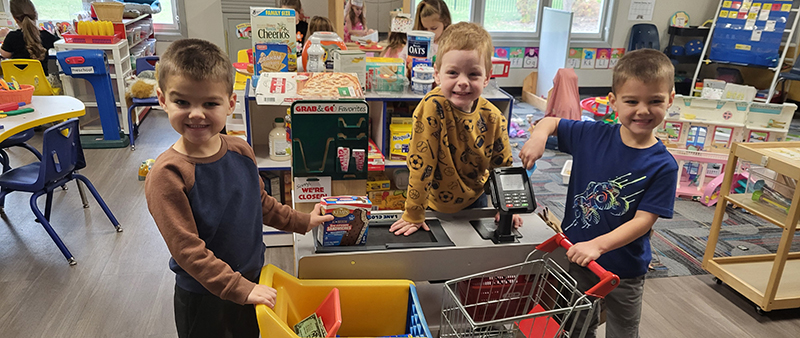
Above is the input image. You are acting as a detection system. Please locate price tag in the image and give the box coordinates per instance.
[765,20,776,32]
[751,29,763,41]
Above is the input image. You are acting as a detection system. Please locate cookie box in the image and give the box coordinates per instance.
[319,196,372,246]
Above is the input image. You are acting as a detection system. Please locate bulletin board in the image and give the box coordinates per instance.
[708,0,793,67]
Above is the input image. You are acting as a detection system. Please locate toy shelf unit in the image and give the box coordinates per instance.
[704,142,800,314]
[54,16,155,137]
[690,0,800,103]
[666,26,710,95]
[657,95,795,201]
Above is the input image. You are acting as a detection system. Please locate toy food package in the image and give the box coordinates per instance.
[367,138,385,171]
[365,57,405,90]
[255,72,364,105]
[254,43,289,74]
[389,123,412,161]
[369,190,407,210]
[366,172,390,192]
[333,50,367,91]
[251,7,297,71]
[319,196,372,246]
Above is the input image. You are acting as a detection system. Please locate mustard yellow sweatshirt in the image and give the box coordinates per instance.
[402,87,513,223]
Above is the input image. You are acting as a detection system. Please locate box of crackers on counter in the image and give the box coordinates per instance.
[254,43,289,74]
[255,72,364,105]
[319,196,371,246]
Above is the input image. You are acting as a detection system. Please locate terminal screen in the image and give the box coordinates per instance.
[500,174,524,191]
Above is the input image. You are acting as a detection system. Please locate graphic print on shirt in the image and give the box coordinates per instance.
[564,173,646,232]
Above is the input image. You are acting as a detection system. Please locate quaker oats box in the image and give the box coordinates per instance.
[251,7,297,71]
[319,196,372,246]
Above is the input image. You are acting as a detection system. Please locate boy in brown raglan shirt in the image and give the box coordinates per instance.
[145,39,332,338]
[390,22,521,236]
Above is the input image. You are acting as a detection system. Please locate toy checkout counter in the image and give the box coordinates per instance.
[246,75,559,330]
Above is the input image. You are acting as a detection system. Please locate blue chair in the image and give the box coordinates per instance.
[628,23,660,51]
[0,119,121,265]
[127,56,160,151]
[0,129,43,172]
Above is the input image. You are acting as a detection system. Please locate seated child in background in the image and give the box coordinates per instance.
[389,22,521,236]
[145,38,332,337]
[380,32,406,59]
[413,0,452,58]
[280,0,308,55]
[0,0,59,75]
[519,48,679,337]
[344,0,374,42]
[304,16,335,50]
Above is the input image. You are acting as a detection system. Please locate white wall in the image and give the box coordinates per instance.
[184,0,226,48]
[498,0,719,88]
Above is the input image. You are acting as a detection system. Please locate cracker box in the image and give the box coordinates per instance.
[333,50,367,91]
[251,7,297,71]
[319,196,372,246]
[254,43,289,74]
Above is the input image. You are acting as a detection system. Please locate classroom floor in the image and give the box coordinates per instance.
[0,110,798,337]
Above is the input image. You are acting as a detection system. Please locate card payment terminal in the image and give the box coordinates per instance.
[470,167,537,244]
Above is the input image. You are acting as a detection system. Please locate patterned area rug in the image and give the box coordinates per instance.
[507,100,800,279]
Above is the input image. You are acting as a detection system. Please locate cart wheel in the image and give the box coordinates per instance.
[713,277,723,285]
[755,306,766,315]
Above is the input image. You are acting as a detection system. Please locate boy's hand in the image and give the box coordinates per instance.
[519,133,547,170]
[566,241,603,267]
[245,284,277,308]
[307,203,334,233]
[390,219,430,236]
[495,212,523,228]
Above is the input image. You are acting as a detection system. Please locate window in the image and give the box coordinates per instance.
[152,0,181,33]
[412,0,612,43]
[31,0,84,21]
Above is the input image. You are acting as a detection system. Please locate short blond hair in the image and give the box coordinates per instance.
[435,22,493,75]
[157,39,234,95]
[612,49,674,94]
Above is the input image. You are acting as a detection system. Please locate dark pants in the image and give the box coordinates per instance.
[174,285,259,338]
[466,193,488,209]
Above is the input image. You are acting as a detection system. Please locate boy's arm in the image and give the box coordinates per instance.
[519,117,560,169]
[145,164,256,305]
[401,99,442,224]
[490,114,513,169]
[567,210,658,267]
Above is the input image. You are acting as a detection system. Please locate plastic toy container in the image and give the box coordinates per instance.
[745,164,796,214]
[561,160,572,185]
[0,84,34,105]
[62,32,123,44]
[257,264,432,338]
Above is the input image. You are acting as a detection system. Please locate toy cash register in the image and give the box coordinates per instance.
[471,167,537,244]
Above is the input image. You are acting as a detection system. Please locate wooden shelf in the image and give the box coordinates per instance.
[254,147,292,170]
[725,194,792,229]
[706,254,800,309]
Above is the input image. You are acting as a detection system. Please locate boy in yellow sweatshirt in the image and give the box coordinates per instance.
[390,22,518,236]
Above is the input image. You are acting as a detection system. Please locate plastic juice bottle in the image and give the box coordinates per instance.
[269,118,291,161]
[306,36,325,73]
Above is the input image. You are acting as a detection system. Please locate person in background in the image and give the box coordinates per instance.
[146,38,333,338]
[304,16,335,50]
[0,0,59,75]
[380,32,407,59]
[543,68,582,121]
[413,0,452,58]
[280,0,308,54]
[344,0,374,42]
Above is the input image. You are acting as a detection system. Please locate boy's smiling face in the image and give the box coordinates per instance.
[609,78,674,144]
[434,49,489,112]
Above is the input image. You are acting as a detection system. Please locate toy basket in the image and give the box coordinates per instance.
[62,32,123,44]
[0,84,34,105]
[257,264,432,338]
[92,2,124,23]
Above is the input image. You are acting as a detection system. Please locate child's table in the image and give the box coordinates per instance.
[0,95,86,143]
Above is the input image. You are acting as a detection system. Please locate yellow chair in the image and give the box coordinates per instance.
[234,49,250,91]
[1,59,60,95]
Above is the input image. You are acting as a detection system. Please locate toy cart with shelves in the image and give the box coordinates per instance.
[703,141,800,314]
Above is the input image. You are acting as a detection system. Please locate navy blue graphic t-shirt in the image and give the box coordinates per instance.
[558,120,678,278]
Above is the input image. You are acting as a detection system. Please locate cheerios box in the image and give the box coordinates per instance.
[319,196,372,246]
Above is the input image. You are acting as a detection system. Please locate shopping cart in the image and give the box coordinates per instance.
[439,233,620,338]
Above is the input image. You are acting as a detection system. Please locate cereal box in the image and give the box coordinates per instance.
[251,7,297,71]
[254,43,289,74]
[319,196,372,246]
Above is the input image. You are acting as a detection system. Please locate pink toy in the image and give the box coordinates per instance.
[701,172,748,206]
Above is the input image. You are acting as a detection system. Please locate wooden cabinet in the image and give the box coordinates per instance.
[704,141,800,313]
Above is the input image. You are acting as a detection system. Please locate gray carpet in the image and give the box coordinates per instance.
[509,99,800,279]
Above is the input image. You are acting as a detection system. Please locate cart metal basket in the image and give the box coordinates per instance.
[439,233,620,338]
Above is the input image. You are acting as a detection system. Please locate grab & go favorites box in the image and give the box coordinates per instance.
[251,7,297,71]
[319,196,372,246]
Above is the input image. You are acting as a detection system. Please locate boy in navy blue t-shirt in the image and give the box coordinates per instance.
[520,49,678,338]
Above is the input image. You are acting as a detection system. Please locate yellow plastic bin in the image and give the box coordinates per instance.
[257,264,432,338]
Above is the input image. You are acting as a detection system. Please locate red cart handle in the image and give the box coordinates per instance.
[535,233,620,299]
